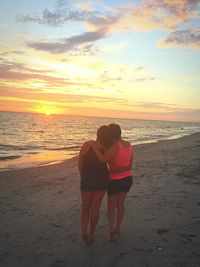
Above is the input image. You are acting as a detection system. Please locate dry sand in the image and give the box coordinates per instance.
[0,133,200,267]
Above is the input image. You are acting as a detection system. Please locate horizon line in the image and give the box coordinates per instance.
[0,110,200,124]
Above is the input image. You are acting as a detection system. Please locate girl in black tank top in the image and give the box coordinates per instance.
[78,125,113,244]
[80,147,109,191]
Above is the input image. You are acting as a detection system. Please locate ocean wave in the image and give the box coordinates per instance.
[46,145,81,151]
[0,144,39,151]
[24,130,46,133]
[0,143,81,152]
[134,134,168,142]
[0,155,21,161]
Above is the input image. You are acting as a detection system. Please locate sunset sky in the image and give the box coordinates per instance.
[0,0,200,122]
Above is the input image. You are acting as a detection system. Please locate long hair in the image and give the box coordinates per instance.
[97,125,114,148]
[108,123,121,140]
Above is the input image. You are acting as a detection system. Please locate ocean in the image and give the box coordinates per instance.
[0,111,200,170]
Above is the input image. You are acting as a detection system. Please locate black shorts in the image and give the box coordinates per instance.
[107,176,133,195]
[80,174,108,192]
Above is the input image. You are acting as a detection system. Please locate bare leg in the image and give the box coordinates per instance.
[88,191,105,242]
[107,194,117,241]
[115,192,127,234]
[81,191,93,240]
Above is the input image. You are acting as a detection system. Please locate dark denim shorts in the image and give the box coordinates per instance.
[107,176,133,195]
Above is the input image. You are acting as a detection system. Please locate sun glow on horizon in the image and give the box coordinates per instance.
[45,111,51,116]
[32,104,65,116]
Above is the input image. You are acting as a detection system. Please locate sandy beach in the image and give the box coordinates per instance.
[0,133,200,267]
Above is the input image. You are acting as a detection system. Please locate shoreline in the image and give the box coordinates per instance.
[1,131,199,172]
[0,132,199,267]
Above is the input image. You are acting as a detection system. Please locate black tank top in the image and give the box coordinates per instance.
[81,147,108,178]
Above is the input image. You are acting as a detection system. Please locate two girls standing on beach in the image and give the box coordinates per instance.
[78,124,133,243]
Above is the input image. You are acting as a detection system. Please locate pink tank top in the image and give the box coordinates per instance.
[109,141,133,180]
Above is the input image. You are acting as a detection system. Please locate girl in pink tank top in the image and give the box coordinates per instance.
[109,141,133,180]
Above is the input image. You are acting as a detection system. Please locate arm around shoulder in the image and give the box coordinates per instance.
[91,142,118,162]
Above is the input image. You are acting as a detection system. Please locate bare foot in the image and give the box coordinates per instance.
[114,229,121,235]
[110,232,118,242]
[82,234,88,243]
[87,232,94,244]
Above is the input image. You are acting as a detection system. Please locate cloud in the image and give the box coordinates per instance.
[135,77,156,82]
[97,65,156,84]
[100,73,155,83]
[120,101,200,121]
[0,60,76,86]
[0,51,24,56]
[68,44,100,56]
[171,108,200,118]
[136,101,184,112]
[185,0,200,10]
[27,28,107,54]
[0,59,52,74]
[17,8,102,27]
[100,71,122,82]
[136,67,144,71]
[0,86,128,106]
[75,2,95,12]
[158,28,200,50]
[56,0,68,7]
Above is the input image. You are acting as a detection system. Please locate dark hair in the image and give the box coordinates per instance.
[97,125,113,148]
[108,123,121,140]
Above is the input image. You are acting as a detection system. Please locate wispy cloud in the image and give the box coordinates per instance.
[0,86,128,106]
[26,28,108,54]
[16,8,102,27]
[0,51,24,56]
[136,101,182,112]
[0,60,51,74]
[75,2,95,12]
[97,65,156,84]
[0,60,76,86]
[56,0,68,7]
[135,77,156,82]
[185,0,200,10]
[134,101,200,121]
[159,29,200,50]
[171,108,200,119]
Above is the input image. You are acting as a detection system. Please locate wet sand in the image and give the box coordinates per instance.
[0,133,200,267]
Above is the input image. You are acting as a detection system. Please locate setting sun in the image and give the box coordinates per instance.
[31,104,65,116]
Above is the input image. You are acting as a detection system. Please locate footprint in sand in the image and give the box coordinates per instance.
[50,259,65,267]
[180,233,196,242]
[157,228,170,234]
[50,223,62,228]
[57,191,64,194]
[0,251,11,261]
